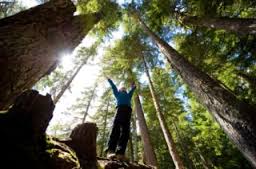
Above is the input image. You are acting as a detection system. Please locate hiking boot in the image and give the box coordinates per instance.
[116,154,129,162]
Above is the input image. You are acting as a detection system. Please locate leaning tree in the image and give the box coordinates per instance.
[0,0,101,109]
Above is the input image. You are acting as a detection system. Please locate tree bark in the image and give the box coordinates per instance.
[137,15,256,167]
[142,56,185,169]
[68,122,97,169]
[180,15,256,34]
[100,100,110,157]
[131,111,139,162]
[134,94,158,168]
[127,68,158,167]
[0,0,101,109]
[129,137,135,162]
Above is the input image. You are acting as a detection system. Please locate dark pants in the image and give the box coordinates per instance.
[107,105,132,155]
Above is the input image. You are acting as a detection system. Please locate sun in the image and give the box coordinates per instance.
[60,53,75,71]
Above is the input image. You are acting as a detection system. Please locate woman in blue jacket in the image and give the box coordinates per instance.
[106,78,136,160]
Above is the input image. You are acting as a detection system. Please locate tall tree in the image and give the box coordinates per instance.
[134,13,256,167]
[129,66,158,167]
[172,27,256,105]
[68,83,99,125]
[180,0,256,33]
[99,99,110,156]
[81,84,97,123]
[142,56,185,169]
[148,67,251,169]
[140,0,256,104]
[134,94,158,167]
[140,0,256,34]
[0,0,102,109]
[182,90,252,169]
[179,14,256,35]
[128,138,134,162]
[131,109,139,162]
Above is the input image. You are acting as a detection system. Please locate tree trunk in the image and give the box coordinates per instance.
[2,90,79,169]
[128,109,135,162]
[137,15,256,167]
[81,85,97,123]
[4,89,54,141]
[68,122,97,169]
[132,112,139,162]
[134,94,158,168]
[127,68,157,167]
[142,56,185,169]
[100,100,110,157]
[129,137,135,162]
[0,0,101,109]
[180,15,256,34]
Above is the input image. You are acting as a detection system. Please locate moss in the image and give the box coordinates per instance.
[45,135,81,169]
[97,162,104,169]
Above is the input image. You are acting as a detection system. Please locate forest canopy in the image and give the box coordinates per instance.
[0,0,256,169]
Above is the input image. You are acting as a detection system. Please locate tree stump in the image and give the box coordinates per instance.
[68,122,98,169]
[47,137,81,169]
[0,89,55,169]
[8,90,54,138]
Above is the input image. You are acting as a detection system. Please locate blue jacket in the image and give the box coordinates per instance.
[108,79,136,107]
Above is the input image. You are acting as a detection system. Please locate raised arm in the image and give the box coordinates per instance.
[107,78,118,97]
[128,83,136,97]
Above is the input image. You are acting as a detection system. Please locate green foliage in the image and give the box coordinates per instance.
[68,84,98,122]
[77,0,122,41]
[47,121,73,139]
[176,0,256,17]
[33,0,256,168]
[140,0,176,32]
[180,91,252,169]
[173,28,256,104]
[101,27,161,85]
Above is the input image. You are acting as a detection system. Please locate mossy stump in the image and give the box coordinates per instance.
[66,123,97,169]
